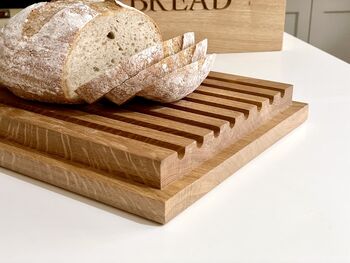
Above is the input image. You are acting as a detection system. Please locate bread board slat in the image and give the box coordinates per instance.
[82,105,212,140]
[196,86,268,107]
[128,103,229,133]
[208,72,292,90]
[185,92,258,115]
[168,99,244,124]
[0,72,293,189]
[0,102,308,224]
[203,79,282,101]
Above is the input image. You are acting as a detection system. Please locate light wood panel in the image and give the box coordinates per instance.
[0,102,308,224]
[0,72,293,189]
[120,0,286,53]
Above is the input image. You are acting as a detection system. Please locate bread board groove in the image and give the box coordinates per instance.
[206,76,288,96]
[128,100,236,128]
[183,95,254,117]
[194,89,265,109]
[198,84,271,104]
[0,72,294,189]
[0,98,189,156]
[188,90,264,111]
[80,106,207,145]
[208,72,291,93]
[160,102,239,127]
[125,105,226,135]
[202,81,278,102]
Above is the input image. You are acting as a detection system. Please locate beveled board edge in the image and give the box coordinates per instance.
[0,102,308,224]
[164,102,308,223]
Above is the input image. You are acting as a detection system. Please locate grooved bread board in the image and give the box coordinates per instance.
[0,72,308,224]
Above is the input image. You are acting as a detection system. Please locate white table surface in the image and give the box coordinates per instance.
[1,33,350,263]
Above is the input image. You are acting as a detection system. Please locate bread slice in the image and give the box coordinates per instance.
[0,0,162,103]
[76,32,195,104]
[106,39,208,105]
[139,54,216,103]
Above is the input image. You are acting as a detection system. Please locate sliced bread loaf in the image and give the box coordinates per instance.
[0,0,162,103]
[139,54,216,103]
[76,32,195,103]
[106,39,208,105]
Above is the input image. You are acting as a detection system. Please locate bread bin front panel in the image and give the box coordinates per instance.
[120,0,286,53]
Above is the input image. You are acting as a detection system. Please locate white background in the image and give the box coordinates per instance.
[1,34,350,263]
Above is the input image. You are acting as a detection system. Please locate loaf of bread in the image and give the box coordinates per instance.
[0,0,162,103]
[0,0,216,105]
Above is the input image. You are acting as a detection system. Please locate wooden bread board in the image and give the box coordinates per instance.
[0,72,293,189]
[0,72,308,224]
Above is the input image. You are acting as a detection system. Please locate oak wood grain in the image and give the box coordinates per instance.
[0,102,308,224]
[120,0,286,53]
[0,72,293,189]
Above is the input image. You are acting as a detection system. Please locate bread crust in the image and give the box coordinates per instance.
[0,0,162,104]
[0,1,99,103]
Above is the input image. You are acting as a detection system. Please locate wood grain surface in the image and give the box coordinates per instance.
[120,0,286,53]
[0,72,293,189]
[0,102,308,224]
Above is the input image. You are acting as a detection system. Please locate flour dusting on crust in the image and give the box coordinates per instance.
[0,1,99,103]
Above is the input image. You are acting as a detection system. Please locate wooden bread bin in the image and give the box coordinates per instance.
[120,0,287,53]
